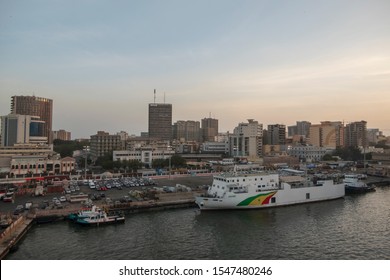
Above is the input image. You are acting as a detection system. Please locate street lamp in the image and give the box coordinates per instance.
[83,146,89,180]
[169,155,171,180]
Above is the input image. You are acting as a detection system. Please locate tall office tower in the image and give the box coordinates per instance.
[201,117,218,142]
[1,114,47,146]
[367,128,380,144]
[173,120,201,142]
[296,121,311,137]
[11,95,53,144]
[229,119,263,158]
[309,121,344,148]
[267,124,286,145]
[148,103,172,141]
[287,125,298,138]
[344,121,367,148]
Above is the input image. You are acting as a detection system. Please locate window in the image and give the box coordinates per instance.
[306,193,310,199]
[271,197,276,203]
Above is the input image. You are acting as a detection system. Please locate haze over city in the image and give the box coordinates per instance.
[1,0,389,138]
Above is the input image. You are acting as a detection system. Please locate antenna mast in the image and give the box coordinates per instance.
[154,89,156,104]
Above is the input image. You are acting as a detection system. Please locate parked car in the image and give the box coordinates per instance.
[3,192,14,202]
[13,205,24,215]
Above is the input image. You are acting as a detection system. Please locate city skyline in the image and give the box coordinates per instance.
[1,1,389,138]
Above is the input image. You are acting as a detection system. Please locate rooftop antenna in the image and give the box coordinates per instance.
[164,92,166,104]
[154,89,156,104]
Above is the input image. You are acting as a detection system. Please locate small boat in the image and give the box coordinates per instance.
[75,208,125,226]
[68,205,101,221]
[343,174,376,194]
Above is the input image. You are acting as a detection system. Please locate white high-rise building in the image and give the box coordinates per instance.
[229,119,263,159]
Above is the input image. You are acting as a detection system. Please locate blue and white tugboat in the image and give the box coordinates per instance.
[343,174,375,194]
[75,207,125,226]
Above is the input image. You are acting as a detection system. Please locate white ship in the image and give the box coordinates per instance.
[195,168,345,210]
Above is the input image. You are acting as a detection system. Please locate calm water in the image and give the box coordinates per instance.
[7,187,390,260]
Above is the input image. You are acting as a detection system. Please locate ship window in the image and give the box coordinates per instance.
[306,193,310,199]
[271,197,276,203]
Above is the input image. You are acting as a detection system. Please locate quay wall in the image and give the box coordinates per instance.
[0,216,33,260]
[0,194,201,259]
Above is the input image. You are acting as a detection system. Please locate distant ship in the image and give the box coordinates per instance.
[195,167,345,210]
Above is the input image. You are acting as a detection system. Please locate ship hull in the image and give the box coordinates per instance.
[196,181,345,210]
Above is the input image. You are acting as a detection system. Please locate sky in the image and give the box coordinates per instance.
[1,0,389,139]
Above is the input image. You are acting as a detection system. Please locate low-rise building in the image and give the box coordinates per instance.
[287,145,334,162]
[9,155,75,177]
[200,141,229,154]
[113,148,175,167]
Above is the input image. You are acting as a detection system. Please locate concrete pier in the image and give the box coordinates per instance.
[0,192,202,259]
[0,216,34,259]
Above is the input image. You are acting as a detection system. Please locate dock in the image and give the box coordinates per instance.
[0,216,34,259]
[0,191,202,259]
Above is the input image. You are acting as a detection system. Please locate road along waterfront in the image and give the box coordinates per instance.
[5,183,390,260]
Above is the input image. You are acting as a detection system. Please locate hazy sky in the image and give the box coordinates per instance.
[1,0,389,138]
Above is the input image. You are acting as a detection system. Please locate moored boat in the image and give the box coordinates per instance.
[343,174,376,194]
[195,167,345,210]
[75,208,125,226]
[68,205,101,221]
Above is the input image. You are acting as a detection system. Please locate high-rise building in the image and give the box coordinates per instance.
[309,121,344,148]
[288,121,311,138]
[11,95,53,143]
[173,120,201,142]
[52,129,71,141]
[201,117,218,142]
[229,119,263,158]
[90,131,123,160]
[344,121,367,148]
[267,124,286,145]
[296,121,311,137]
[148,103,172,141]
[1,114,47,146]
[367,129,380,144]
[287,125,298,138]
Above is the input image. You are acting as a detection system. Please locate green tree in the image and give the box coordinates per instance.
[53,139,89,158]
[95,153,114,170]
[170,154,187,168]
[333,147,363,161]
[322,154,334,161]
[152,158,167,169]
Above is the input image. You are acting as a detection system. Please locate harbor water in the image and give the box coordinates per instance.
[6,187,390,260]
